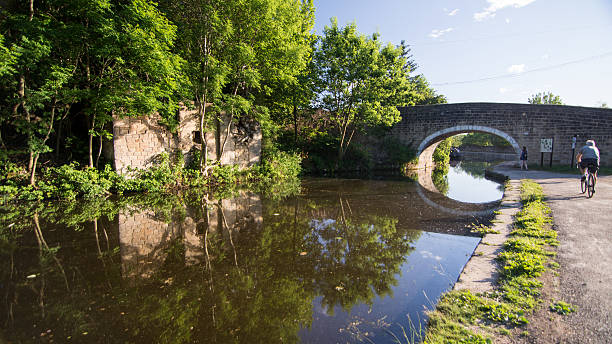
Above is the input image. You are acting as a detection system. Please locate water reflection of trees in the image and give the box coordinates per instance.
[0,190,418,343]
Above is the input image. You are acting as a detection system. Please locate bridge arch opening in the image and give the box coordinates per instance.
[416,125,521,169]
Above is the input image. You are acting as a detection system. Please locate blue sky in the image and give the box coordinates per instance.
[312,0,612,107]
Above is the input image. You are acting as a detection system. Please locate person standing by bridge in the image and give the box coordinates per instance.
[520,146,528,170]
[577,140,600,181]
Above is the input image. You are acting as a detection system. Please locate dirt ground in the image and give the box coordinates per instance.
[493,165,612,344]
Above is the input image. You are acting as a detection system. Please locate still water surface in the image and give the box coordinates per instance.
[0,162,502,343]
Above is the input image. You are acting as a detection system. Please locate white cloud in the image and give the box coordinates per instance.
[499,87,509,94]
[507,64,526,74]
[474,0,536,21]
[444,8,460,16]
[505,18,511,23]
[429,27,454,39]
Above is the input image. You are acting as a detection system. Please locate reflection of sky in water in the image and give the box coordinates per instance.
[299,232,480,344]
[445,163,503,203]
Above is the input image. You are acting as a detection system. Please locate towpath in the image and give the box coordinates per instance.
[492,164,612,344]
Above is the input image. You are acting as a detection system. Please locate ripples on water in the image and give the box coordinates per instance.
[0,162,501,343]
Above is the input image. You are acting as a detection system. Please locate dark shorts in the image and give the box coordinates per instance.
[580,158,599,171]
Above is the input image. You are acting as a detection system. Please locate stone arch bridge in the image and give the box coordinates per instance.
[390,103,612,168]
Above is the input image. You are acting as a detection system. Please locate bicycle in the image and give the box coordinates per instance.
[580,163,598,198]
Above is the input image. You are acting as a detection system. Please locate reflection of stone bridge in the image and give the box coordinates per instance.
[415,167,499,217]
[391,103,612,168]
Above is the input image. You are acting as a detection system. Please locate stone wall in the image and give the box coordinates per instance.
[392,103,612,167]
[111,106,261,175]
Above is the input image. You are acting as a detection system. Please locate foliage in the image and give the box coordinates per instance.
[1,150,303,202]
[381,136,417,165]
[549,300,577,315]
[432,137,453,166]
[527,92,564,105]
[459,132,511,147]
[468,223,500,236]
[520,179,545,203]
[0,0,188,174]
[313,18,420,161]
[159,0,315,172]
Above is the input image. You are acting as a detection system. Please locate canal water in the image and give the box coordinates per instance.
[0,161,503,343]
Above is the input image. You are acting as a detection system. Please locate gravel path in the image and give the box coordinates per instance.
[493,164,612,344]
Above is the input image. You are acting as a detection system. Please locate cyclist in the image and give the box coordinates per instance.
[577,139,600,182]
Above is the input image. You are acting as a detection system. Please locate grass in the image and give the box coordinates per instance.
[550,300,577,315]
[422,179,557,343]
[469,223,500,236]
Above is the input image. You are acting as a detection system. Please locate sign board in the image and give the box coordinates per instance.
[540,138,553,153]
[572,136,577,149]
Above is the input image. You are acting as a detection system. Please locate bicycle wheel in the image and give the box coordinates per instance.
[581,176,587,193]
[587,173,595,198]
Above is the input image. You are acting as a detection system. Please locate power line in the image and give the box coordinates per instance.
[431,50,612,86]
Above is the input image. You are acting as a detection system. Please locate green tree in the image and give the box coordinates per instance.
[0,0,186,181]
[0,2,82,184]
[527,91,563,105]
[0,33,18,78]
[411,74,447,105]
[159,0,315,175]
[75,0,186,168]
[314,19,421,161]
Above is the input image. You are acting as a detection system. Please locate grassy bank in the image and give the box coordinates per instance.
[422,179,558,343]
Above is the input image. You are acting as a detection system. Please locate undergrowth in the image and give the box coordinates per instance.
[1,150,302,203]
[423,179,557,343]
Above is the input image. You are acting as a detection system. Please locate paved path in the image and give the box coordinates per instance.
[493,165,612,344]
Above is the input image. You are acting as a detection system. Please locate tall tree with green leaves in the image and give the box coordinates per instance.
[528,91,564,105]
[159,0,315,175]
[75,0,186,168]
[0,1,82,184]
[313,19,420,161]
[0,33,19,150]
[1,0,186,181]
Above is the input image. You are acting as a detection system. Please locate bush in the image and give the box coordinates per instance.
[433,137,452,166]
[258,149,302,184]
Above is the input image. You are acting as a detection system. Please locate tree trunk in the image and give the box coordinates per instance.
[29,101,56,186]
[88,114,96,168]
[55,119,62,160]
[29,153,39,186]
[29,0,34,21]
[218,112,233,163]
[199,99,210,176]
[95,133,103,168]
[293,101,298,145]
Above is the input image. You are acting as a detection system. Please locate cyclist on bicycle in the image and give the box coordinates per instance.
[577,139,600,181]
